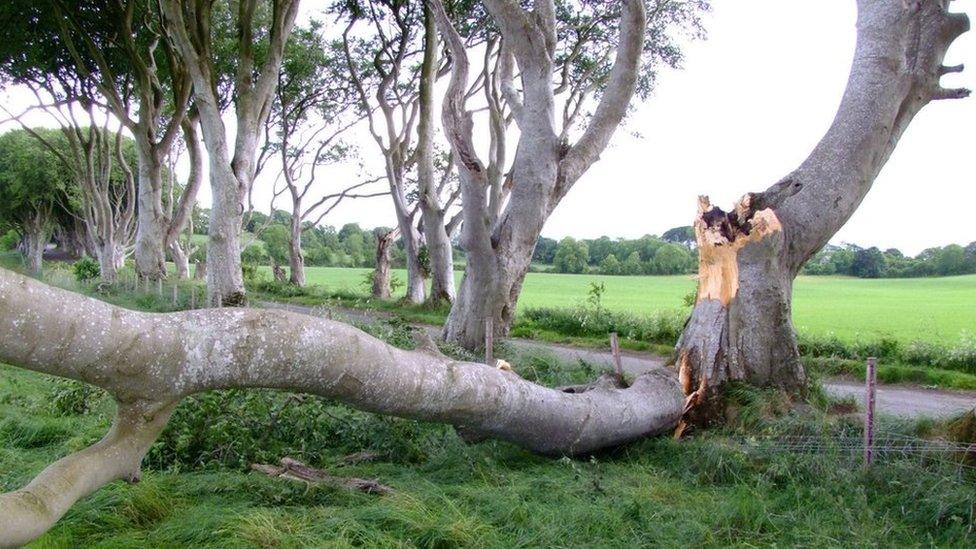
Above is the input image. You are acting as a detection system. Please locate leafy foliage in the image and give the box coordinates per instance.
[72,256,101,282]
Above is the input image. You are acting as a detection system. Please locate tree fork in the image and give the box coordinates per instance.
[674,0,970,427]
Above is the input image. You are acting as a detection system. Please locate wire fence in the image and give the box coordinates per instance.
[730,431,976,473]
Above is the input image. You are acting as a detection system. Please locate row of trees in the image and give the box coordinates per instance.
[544,235,696,275]
[0,1,970,544]
[804,242,976,278]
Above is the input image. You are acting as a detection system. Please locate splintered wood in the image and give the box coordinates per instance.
[694,195,782,306]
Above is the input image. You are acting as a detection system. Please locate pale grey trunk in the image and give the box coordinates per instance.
[207,164,246,306]
[165,115,204,282]
[373,233,393,299]
[95,243,121,284]
[674,0,969,414]
[22,216,46,277]
[288,215,305,287]
[418,3,455,305]
[134,143,168,280]
[399,218,426,303]
[435,0,645,350]
[169,241,190,280]
[423,212,455,303]
[194,258,206,281]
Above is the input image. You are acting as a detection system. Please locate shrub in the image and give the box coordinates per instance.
[255,279,308,298]
[520,306,686,345]
[0,229,18,251]
[72,256,101,282]
[49,379,106,416]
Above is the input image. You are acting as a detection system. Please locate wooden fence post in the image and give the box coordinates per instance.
[172,284,178,307]
[156,278,163,297]
[484,317,493,365]
[864,356,877,467]
[609,332,624,382]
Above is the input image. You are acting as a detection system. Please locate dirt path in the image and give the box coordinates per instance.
[256,301,976,419]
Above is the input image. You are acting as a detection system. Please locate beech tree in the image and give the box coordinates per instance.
[433,0,707,349]
[0,1,968,545]
[2,96,140,282]
[0,130,71,275]
[673,0,970,422]
[160,0,301,306]
[340,0,432,303]
[264,21,388,286]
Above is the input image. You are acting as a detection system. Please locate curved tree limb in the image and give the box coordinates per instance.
[558,0,646,195]
[0,267,683,545]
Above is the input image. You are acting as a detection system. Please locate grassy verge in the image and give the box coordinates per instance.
[4,354,976,546]
[803,357,976,391]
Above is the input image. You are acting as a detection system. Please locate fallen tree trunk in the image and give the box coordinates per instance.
[0,266,683,546]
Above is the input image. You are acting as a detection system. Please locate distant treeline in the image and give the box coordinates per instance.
[802,242,976,278]
[531,227,698,275]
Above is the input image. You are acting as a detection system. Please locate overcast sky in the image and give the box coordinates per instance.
[3,0,973,256]
[320,0,976,255]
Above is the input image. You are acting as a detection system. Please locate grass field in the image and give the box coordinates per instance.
[3,357,976,546]
[281,267,976,345]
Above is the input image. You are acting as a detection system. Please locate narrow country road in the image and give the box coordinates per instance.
[256,301,976,419]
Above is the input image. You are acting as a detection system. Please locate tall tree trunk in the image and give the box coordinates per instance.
[95,241,121,284]
[399,220,426,303]
[423,213,455,304]
[133,143,168,281]
[22,214,46,277]
[165,114,204,281]
[288,214,306,287]
[674,0,969,422]
[373,231,394,299]
[418,2,455,305]
[194,258,206,281]
[169,241,190,280]
[206,164,247,306]
[433,0,647,350]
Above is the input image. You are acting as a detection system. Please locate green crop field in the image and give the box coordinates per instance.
[289,267,976,345]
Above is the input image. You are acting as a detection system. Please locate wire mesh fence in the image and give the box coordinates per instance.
[729,431,976,474]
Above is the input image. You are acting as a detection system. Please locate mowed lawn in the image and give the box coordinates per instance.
[294,267,976,344]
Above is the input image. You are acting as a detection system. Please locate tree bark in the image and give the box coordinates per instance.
[206,162,247,306]
[373,231,394,299]
[22,213,47,277]
[194,258,207,281]
[674,0,970,422]
[0,265,683,545]
[169,242,190,280]
[418,3,456,305]
[165,114,204,281]
[288,214,306,287]
[133,141,169,281]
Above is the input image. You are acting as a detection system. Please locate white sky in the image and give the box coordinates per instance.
[2,0,973,256]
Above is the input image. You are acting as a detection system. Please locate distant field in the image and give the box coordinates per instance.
[292,267,976,345]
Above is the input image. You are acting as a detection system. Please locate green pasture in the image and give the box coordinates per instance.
[278,267,976,345]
